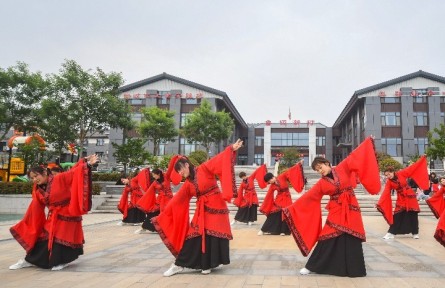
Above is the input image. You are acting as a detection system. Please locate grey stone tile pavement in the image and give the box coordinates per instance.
[1,213,445,287]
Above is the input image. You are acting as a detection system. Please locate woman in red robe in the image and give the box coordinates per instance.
[232,164,267,225]
[426,176,445,247]
[134,162,176,234]
[282,137,381,277]
[9,155,97,271]
[117,168,150,225]
[152,139,242,277]
[376,156,429,240]
[258,160,305,236]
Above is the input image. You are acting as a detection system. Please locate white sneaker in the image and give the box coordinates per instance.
[383,233,394,240]
[163,264,183,277]
[248,222,252,226]
[280,233,286,236]
[257,230,264,236]
[134,228,144,234]
[201,269,211,275]
[117,221,124,226]
[51,263,68,271]
[300,267,312,275]
[9,259,33,270]
[230,220,236,226]
[413,234,419,239]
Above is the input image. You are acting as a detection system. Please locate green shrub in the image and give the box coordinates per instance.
[0,182,33,194]
[0,181,102,196]
[379,157,403,172]
[188,150,208,166]
[92,172,121,182]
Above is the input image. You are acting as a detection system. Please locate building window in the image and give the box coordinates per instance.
[255,136,264,146]
[237,155,248,165]
[441,112,445,123]
[380,97,401,103]
[132,112,142,123]
[316,136,326,146]
[157,91,170,105]
[440,97,445,103]
[413,96,427,103]
[254,154,264,165]
[271,132,309,147]
[129,99,144,105]
[182,98,201,105]
[96,152,104,158]
[413,112,428,126]
[180,113,192,127]
[381,138,402,157]
[158,142,168,156]
[179,138,196,155]
[96,139,104,146]
[381,112,401,126]
[414,138,428,155]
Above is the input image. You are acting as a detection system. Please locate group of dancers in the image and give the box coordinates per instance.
[8,137,445,278]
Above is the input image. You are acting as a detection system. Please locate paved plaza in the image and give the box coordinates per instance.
[1,213,445,288]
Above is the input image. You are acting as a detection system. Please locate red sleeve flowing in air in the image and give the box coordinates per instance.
[283,137,380,256]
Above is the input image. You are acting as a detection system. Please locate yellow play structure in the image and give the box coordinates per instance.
[0,134,45,182]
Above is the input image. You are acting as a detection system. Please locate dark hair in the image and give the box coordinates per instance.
[151,168,164,183]
[239,171,246,178]
[311,157,331,170]
[264,172,274,183]
[384,166,395,173]
[28,165,48,177]
[50,166,63,173]
[174,157,195,180]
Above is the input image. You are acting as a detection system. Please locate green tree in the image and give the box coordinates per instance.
[138,106,178,155]
[50,60,132,156]
[181,100,234,157]
[13,136,55,170]
[0,62,48,140]
[427,123,445,168]
[279,147,301,168]
[112,138,151,173]
[188,150,208,166]
[377,151,403,172]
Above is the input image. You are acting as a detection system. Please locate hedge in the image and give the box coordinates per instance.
[0,182,102,195]
[91,172,121,182]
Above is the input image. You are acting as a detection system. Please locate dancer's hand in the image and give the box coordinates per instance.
[232,139,243,151]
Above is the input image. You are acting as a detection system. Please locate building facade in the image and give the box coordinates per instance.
[247,122,333,166]
[333,70,445,166]
[107,72,248,165]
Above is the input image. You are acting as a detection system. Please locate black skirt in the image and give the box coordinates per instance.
[389,210,419,235]
[25,240,83,269]
[142,210,160,231]
[175,235,230,270]
[234,204,258,223]
[123,208,146,224]
[306,233,366,277]
[260,211,290,235]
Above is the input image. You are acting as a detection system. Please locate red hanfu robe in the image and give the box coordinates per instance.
[259,162,305,216]
[136,157,177,213]
[376,156,429,225]
[10,160,92,254]
[282,137,381,256]
[233,164,267,208]
[426,186,445,247]
[117,168,151,219]
[152,146,236,257]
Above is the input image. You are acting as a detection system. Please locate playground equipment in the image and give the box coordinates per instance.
[0,134,45,182]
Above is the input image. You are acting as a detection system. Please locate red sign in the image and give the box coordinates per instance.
[410,90,418,96]
[265,120,272,126]
[378,91,386,97]
[124,92,205,99]
[394,91,402,97]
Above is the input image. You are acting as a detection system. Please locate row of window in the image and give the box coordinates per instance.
[381,112,442,126]
[381,138,428,157]
[129,97,201,106]
[380,96,445,103]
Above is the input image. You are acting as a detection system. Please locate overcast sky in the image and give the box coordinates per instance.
[1,0,444,126]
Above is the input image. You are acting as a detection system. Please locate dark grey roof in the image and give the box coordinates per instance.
[333,70,445,127]
[119,72,247,128]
